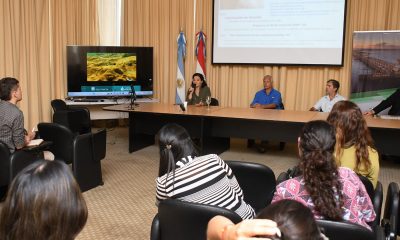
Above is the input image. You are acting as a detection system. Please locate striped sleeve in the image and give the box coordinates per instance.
[155,154,255,219]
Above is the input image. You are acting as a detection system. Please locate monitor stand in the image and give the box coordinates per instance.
[128,89,139,110]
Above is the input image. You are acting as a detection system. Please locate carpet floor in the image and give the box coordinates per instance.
[1,127,399,239]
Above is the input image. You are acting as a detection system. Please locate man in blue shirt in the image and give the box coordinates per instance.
[250,75,282,109]
[249,75,283,153]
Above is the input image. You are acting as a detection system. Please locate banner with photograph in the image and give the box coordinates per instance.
[350,31,400,113]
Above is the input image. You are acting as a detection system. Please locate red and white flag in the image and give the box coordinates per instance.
[195,31,206,78]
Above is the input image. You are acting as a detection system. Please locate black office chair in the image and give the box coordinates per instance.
[317,219,383,240]
[210,97,219,106]
[226,160,276,213]
[381,182,399,240]
[151,199,242,240]
[38,122,106,192]
[51,99,92,134]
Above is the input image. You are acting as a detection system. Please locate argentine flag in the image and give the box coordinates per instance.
[176,31,186,104]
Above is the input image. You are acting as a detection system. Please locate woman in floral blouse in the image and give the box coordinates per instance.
[272,120,375,230]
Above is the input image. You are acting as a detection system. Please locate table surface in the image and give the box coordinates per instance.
[103,103,400,129]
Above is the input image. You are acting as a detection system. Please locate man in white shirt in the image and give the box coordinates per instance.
[310,79,345,112]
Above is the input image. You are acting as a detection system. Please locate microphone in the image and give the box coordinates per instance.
[128,83,138,110]
[130,84,137,101]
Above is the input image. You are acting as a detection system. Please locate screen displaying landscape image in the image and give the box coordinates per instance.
[87,53,136,81]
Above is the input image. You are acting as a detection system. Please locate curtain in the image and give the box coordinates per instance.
[0,0,51,129]
[98,0,121,45]
[0,0,98,129]
[50,0,99,103]
[122,0,196,103]
[122,0,400,110]
[1,0,400,128]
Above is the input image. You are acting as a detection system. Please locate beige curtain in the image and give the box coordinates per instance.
[122,0,196,103]
[0,0,98,129]
[0,0,51,130]
[50,0,99,104]
[122,0,400,110]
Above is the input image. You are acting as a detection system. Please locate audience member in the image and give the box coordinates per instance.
[272,120,375,230]
[250,75,282,109]
[155,123,255,219]
[310,79,345,112]
[207,199,326,240]
[327,100,379,187]
[364,88,400,116]
[0,77,35,152]
[187,73,211,105]
[0,160,88,240]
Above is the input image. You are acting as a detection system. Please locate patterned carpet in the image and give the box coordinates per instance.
[1,127,399,239]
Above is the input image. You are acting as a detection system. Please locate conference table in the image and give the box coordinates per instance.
[103,103,400,156]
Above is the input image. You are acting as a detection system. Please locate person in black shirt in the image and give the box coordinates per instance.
[364,89,400,116]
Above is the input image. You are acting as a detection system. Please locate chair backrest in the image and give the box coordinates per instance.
[276,171,289,184]
[226,160,276,213]
[38,123,75,164]
[210,98,219,106]
[9,150,40,182]
[357,175,384,228]
[53,108,91,134]
[51,99,68,111]
[152,199,242,240]
[317,219,376,240]
[358,175,374,200]
[0,141,11,186]
[382,182,399,240]
[73,129,106,192]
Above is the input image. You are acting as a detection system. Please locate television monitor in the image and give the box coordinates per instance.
[67,46,153,98]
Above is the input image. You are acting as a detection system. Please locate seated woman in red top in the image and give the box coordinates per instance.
[272,120,375,230]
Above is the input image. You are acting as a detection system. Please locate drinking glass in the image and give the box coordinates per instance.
[206,96,211,109]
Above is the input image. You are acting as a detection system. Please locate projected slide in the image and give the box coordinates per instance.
[87,53,137,81]
[213,0,347,65]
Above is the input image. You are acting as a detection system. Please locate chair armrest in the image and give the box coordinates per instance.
[372,181,383,227]
[373,225,385,240]
[22,141,52,152]
[150,214,161,240]
[92,129,107,161]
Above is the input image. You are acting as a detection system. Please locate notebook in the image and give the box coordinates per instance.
[27,139,44,147]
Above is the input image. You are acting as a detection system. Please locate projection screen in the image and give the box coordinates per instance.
[212,0,347,66]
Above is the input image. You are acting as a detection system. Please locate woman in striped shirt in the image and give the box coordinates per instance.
[155,123,255,219]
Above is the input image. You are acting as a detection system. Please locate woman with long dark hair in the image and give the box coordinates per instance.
[272,120,375,229]
[0,160,88,240]
[327,100,379,187]
[187,73,211,105]
[155,123,255,219]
